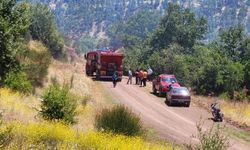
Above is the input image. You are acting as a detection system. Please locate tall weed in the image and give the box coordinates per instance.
[186,123,229,150]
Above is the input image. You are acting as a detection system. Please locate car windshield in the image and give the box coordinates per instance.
[162,77,177,83]
[172,88,189,96]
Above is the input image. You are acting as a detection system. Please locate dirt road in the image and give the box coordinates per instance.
[101,78,250,150]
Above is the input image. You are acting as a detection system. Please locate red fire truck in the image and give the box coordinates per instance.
[85,50,123,81]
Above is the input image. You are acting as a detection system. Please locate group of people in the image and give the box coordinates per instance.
[112,67,153,88]
[127,67,153,87]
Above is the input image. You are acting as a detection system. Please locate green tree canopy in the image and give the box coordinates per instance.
[149,3,207,52]
[0,0,30,79]
[218,26,247,62]
[217,62,245,98]
[244,61,250,92]
[29,3,64,58]
[108,10,161,49]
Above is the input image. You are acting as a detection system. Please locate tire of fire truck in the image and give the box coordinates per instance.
[185,102,190,107]
[86,71,90,76]
[96,70,100,80]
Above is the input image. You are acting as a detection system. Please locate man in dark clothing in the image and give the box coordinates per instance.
[135,69,139,85]
[112,71,118,88]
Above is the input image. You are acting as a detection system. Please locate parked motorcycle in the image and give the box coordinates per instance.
[211,103,223,122]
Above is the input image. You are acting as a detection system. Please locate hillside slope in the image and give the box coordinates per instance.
[32,0,250,41]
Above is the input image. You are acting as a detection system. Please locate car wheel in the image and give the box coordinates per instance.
[168,99,172,106]
[185,102,190,107]
[158,88,163,97]
[96,71,100,80]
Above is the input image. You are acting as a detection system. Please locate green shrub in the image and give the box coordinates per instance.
[4,71,32,93]
[95,105,143,136]
[41,84,76,124]
[186,124,229,150]
[219,92,229,100]
[219,91,247,101]
[234,91,246,102]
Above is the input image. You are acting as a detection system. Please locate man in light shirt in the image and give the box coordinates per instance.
[127,69,133,84]
[147,66,153,81]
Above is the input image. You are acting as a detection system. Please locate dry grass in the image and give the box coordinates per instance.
[192,96,250,128]
[0,57,115,130]
[0,88,40,123]
[220,101,250,127]
[40,59,114,131]
[28,40,48,52]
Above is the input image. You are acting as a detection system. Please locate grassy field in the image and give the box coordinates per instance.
[224,127,250,144]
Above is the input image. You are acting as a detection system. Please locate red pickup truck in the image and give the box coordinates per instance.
[152,74,180,96]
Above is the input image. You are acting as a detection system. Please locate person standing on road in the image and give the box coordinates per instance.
[127,69,133,84]
[142,70,148,87]
[135,69,139,85]
[112,71,118,88]
[147,66,153,81]
[139,69,144,87]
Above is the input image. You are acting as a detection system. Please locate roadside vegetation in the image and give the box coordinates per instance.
[0,59,175,149]
[95,105,144,136]
[193,96,250,128]
[0,1,64,90]
[0,121,171,150]
[186,123,229,150]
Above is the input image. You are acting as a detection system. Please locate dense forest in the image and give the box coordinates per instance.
[123,4,250,100]
[32,0,250,52]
